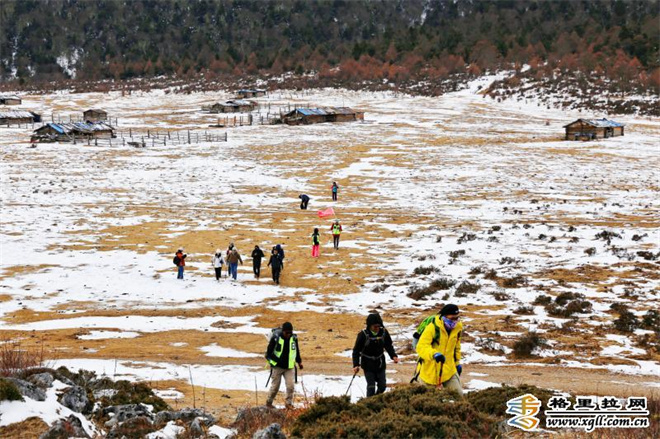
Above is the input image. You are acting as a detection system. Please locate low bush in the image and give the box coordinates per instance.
[484,269,498,280]
[546,300,592,318]
[413,266,438,276]
[555,292,583,306]
[641,310,660,332]
[407,278,456,300]
[467,384,554,424]
[584,247,596,256]
[512,331,546,357]
[491,291,510,301]
[454,281,480,297]
[0,378,23,402]
[533,295,552,305]
[613,311,640,333]
[457,232,477,244]
[499,275,528,288]
[513,306,535,315]
[637,251,659,261]
[448,249,466,260]
[291,385,498,438]
[595,230,621,244]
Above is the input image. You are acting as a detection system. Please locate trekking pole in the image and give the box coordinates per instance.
[265,367,273,388]
[437,360,445,389]
[295,365,298,384]
[345,371,358,396]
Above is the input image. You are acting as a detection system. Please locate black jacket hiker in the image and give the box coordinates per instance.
[268,253,283,284]
[252,247,265,278]
[352,313,398,397]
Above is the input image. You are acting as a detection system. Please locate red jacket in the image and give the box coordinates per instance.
[176,251,186,266]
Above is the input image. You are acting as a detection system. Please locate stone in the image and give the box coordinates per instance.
[27,372,54,389]
[154,408,216,426]
[103,403,154,423]
[106,416,154,439]
[39,415,90,439]
[190,417,205,437]
[253,423,286,439]
[58,385,91,414]
[6,377,46,401]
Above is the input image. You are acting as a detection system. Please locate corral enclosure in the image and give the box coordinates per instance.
[1,78,659,423]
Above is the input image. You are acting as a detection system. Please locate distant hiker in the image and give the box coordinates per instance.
[226,242,235,260]
[211,249,224,281]
[415,304,463,397]
[331,182,339,201]
[268,248,283,285]
[265,322,303,408]
[173,248,187,280]
[251,245,265,279]
[330,219,342,249]
[352,313,398,397]
[275,244,285,269]
[311,228,320,257]
[299,194,310,210]
[227,248,243,280]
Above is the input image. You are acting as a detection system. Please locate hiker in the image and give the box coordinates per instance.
[331,182,339,201]
[275,244,285,269]
[311,228,320,257]
[352,313,399,397]
[268,248,283,284]
[173,248,186,279]
[227,247,243,280]
[330,219,342,249]
[226,242,235,260]
[415,304,463,396]
[211,249,224,281]
[251,245,265,279]
[265,322,303,408]
[299,194,310,210]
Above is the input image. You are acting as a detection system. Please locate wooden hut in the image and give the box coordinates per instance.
[31,122,115,142]
[83,109,108,122]
[0,95,22,105]
[209,100,256,113]
[236,89,266,99]
[563,118,625,140]
[281,107,364,125]
[0,110,41,125]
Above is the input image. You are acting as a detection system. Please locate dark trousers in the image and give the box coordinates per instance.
[332,192,337,201]
[272,267,281,284]
[253,260,261,278]
[364,368,386,397]
[214,267,222,280]
[177,266,184,279]
[333,235,340,249]
[300,199,308,210]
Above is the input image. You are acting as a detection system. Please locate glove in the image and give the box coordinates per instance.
[433,353,445,363]
[457,364,462,375]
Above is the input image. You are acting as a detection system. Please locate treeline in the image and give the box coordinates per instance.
[0,0,658,92]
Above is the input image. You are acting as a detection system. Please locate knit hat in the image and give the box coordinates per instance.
[440,304,460,316]
[282,322,293,332]
[366,313,383,327]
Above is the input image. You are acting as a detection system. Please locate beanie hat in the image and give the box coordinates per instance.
[440,304,460,316]
[366,313,383,327]
[282,322,293,332]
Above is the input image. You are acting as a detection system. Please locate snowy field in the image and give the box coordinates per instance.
[1,77,659,430]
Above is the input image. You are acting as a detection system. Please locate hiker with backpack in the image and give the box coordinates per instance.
[251,245,265,279]
[311,228,320,257]
[267,247,283,285]
[331,182,339,201]
[352,313,399,397]
[265,322,303,408]
[299,194,310,210]
[414,304,463,396]
[211,249,224,281]
[227,247,243,280]
[330,219,342,249]
[275,244,285,269]
[173,248,187,279]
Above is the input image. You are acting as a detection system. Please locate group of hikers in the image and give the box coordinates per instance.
[173,182,344,283]
[265,304,463,407]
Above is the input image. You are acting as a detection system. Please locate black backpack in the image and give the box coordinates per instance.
[173,256,180,266]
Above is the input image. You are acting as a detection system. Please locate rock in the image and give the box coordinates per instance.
[155,408,216,426]
[6,377,46,401]
[253,423,286,439]
[58,385,91,414]
[39,415,90,439]
[103,403,154,423]
[27,372,54,389]
[190,417,205,437]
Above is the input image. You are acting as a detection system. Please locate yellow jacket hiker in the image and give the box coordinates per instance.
[415,304,464,396]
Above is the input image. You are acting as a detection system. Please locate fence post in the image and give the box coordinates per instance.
[129,128,132,138]
[225,132,228,141]
[147,129,150,138]
[188,130,191,144]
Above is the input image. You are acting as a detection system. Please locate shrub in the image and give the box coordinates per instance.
[407,278,456,300]
[291,386,498,439]
[532,295,552,305]
[467,384,555,424]
[584,247,596,256]
[457,233,477,244]
[513,306,535,315]
[595,230,621,243]
[569,237,579,243]
[610,303,629,314]
[499,257,518,265]
[491,291,510,301]
[613,311,640,333]
[546,300,592,318]
[512,331,546,357]
[500,275,528,288]
[484,269,498,280]
[637,251,659,261]
[448,250,466,260]
[491,225,501,232]
[555,292,582,306]
[454,281,480,297]
[642,310,660,331]
[0,338,47,378]
[413,266,438,276]
[0,378,23,402]
[468,265,485,275]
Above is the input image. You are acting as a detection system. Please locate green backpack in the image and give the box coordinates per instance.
[415,314,441,344]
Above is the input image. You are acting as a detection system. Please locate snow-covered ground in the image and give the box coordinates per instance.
[1,76,659,433]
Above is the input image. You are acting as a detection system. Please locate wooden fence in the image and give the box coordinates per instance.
[76,128,228,147]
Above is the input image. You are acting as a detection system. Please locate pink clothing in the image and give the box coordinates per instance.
[312,245,320,257]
